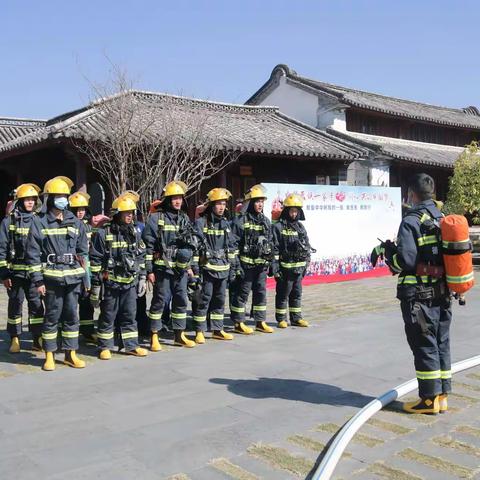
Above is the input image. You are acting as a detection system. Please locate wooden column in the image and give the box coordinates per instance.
[75,156,87,192]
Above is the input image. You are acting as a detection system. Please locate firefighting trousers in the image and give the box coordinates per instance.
[148,270,188,331]
[42,283,81,352]
[97,285,139,352]
[275,270,303,323]
[230,266,267,324]
[193,274,227,332]
[79,294,95,337]
[136,294,150,337]
[6,277,44,338]
[400,299,452,398]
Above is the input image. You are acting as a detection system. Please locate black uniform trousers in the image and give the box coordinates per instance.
[400,298,452,398]
[42,283,81,352]
[230,265,267,323]
[275,270,303,323]
[148,270,188,331]
[193,273,227,332]
[79,293,95,337]
[7,277,44,338]
[97,284,139,352]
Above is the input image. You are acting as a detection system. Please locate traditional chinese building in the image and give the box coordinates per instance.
[246,64,477,198]
[0,93,367,213]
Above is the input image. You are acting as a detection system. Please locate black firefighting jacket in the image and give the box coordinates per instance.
[0,209,36,280]
[272,218,311,274]
[194,212,237,280]
[90,220,146,290]
[25,210,88,287]
[231,211,275,270]
[390,200,445,301]
[142,208,196,275]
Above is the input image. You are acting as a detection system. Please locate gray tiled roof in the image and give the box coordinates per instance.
[0,117,45,147]
[329,129,463,168]
[247,65,480,130]
[0,91,367,161]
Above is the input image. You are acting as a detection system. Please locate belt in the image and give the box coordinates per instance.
[46,253,76,265]
[414,282,447,302]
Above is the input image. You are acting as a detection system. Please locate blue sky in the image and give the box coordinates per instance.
[1,0,478,119]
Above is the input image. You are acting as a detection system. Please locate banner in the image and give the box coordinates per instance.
[263,183,402,284]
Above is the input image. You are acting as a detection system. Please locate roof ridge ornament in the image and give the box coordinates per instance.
[463,106,480,116]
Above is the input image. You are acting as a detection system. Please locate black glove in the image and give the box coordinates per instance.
[383,240,397,263]
[370,244,384,267]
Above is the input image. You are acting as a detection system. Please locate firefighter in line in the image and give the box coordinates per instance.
[381,174,452,414]
[69,191,96,342]
[192,188,236,343]
[0,183,44,353]
[273,194,312,328]
[89,192,148,359]
[25,176,88,371]
[142,181,197,349]
[230,184,275,334]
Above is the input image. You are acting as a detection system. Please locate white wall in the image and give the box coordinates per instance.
[259,76,346,131]
[260,76,319,127]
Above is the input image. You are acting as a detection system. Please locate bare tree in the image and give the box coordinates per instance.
[75,63,237,214]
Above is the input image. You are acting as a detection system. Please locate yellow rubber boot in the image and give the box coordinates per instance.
[277,320,288,329]
[64,350,86,369]
[127,347,148,357]
[174,331,195,348]
[292,319,309,327]
[439,394,448,413]
[99,349,112,360]
[212,330,234,340]
[256,321,274,333]
[234,322,254,335]
[195,331,206,344]
[150,332,162,352]
[42,351,56,371]
[9,337,20,353]
[403,396,439,414]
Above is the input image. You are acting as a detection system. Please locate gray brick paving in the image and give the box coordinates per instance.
[0,274,479,479]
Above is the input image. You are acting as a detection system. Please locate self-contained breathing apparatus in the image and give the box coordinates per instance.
[242,216,274,262]
[103,223,142,280]
[154,212,201,272]
[281,222,316,264]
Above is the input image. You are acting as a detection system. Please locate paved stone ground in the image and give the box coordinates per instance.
[0,273,479,479]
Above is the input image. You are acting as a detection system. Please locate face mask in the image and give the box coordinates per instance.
[53,197,69,210]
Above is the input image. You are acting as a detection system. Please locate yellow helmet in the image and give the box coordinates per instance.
[112,191,139,212]
[245,184,267,201]
[283,193,303,208]
[207,188,232,203]
[16,183,41,199]
[43,176,74,195]
[121,190,140,203]
[163,181,188,197]
[69,191,90,208]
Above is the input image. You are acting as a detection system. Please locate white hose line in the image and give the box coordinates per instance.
[312,354,480,480]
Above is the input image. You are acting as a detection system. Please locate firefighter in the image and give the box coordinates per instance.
[69,191,96,342]
[25,176,88,371]
[192,188,236,343]
[143,181,197,349]
[273,194,312,328]
[230,184,275,334]
[385,174,452,414]
[0,183,44,353]
[89,192,148,359]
